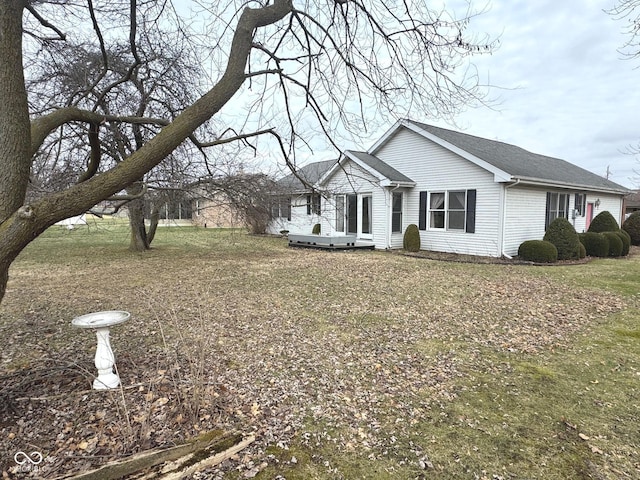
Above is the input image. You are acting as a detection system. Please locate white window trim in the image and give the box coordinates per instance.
[428,190,467,231]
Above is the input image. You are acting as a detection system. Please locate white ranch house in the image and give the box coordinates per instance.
[268,119,629,257]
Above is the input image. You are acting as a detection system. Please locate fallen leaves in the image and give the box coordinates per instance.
[0,238,633,478]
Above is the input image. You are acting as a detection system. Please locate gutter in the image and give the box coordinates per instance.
[505,176,630,195]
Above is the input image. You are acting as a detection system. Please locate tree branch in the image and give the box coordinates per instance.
[25,5,66,41]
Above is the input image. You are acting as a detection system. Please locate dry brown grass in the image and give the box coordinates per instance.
[1,225,638,479]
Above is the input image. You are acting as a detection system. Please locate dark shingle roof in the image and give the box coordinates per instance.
[276,159,337,192]
[406,120,628,193]
[626,190,640,208]
[346,151,415,184]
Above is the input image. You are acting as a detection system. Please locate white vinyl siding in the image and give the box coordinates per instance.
[503,186,548,256]
[321,161,386,244]
[267,194,318,234]
[376,128,502,256]
[503,188,625,255]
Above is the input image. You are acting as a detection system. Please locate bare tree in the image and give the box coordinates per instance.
[609,0,640,61]
[608,1,640,185]
[0,0,494,305]
[27,10,206,251]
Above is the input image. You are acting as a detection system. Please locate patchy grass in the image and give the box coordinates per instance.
[1,225,638,479]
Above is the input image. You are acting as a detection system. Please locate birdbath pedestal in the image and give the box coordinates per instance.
[72,310,130,390]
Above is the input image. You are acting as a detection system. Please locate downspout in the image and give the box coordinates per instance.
[500,179,521,258]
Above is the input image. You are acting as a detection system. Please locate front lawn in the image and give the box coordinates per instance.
[1,222,638,479]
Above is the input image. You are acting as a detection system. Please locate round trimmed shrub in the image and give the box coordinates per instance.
[578,242,586,259]
[579,232,609,257]
[622,211,640,245]
[312,223,321,234]
[588,210,619,233]
[615,229,630,256]
[403,224,421,252]
[543,217,580,260]
[518,240,558,263]
[603,231,623,257]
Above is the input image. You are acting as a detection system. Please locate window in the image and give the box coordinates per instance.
[271,197,291,221]
[335,195,345,232]
[420,189,476,233]
[429,191,466,230]
[429,192,445,229]
[306,194,321,216]
[574,193,586,217]
[392,192,403,233]
[362,196,372,234]
[545,192,569,229]
[447,191,466,230]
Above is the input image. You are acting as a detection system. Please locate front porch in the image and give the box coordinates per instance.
[288,234,375,250]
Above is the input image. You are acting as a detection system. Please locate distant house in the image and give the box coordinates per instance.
[624,190,640,217]
[276,119,630,257]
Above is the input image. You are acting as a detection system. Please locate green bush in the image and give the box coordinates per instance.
[578,242,586,259]
[312,223,321,234]
[579,232,609,257]
[518,240,558,263]
[403,224,421,252]
[615,229,630,256]
[622,212,640,245]
[543,217,580,260]
[588,210,619,233]
[603,231,623,257]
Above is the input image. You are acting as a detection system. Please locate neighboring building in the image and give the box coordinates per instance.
[191,192,245,228]
[278,119,630,257]
[624,190,640,217]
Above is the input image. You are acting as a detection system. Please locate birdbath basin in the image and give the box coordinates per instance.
[72,310,130,390]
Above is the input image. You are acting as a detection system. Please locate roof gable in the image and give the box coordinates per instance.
[371,119,629,194]
[276,159,337,192]
[318,150,415,187]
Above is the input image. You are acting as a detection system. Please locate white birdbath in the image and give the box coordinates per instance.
[72,310,130,390]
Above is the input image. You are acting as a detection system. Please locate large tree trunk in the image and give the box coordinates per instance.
[127,182,150,251]
[0,1,31,303]
[147,204,160,245]
[0,1,294,305]
[0,1,30,224]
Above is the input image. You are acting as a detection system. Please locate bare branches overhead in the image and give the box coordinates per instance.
[1,0,494,303]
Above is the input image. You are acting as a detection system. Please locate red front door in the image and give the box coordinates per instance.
[586,203,594,231]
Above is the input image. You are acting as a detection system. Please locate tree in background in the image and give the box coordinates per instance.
[0,0,494,304]
[609,0,640,183]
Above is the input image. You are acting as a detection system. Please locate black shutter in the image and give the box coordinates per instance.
[465,189,476,233]
[306,195,311,215]
[419,191,427,230]
[545,192,551,230]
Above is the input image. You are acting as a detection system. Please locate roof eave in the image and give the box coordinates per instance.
[508,176,630,195]
[381,180,417,188]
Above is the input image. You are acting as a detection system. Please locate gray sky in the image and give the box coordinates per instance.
[350,0,639,189]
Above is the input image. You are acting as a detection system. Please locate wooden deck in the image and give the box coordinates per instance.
[288,234,375,250]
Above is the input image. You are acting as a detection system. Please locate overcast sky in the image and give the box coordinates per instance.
[343,0,639,189]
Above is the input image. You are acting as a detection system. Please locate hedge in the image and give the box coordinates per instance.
[588,211,619,233]
[603,231,623,257]
[518,240,558,263]
[543,217,580,260]
[622,212,640,245]
[579,232,609,257]
[403,224,421,252]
